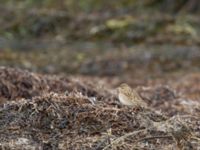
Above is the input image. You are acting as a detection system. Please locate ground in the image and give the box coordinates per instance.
[0,67,199,149]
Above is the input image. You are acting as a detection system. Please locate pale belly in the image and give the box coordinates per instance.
[118,93,134,106]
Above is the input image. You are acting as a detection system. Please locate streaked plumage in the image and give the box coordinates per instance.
[117,83,147,108]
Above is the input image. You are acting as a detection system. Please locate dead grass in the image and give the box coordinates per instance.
[0,67,199,149]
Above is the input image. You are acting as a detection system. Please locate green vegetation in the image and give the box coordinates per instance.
[0,0,200,75]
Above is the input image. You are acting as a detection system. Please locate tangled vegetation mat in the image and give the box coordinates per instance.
[0,67,199,150]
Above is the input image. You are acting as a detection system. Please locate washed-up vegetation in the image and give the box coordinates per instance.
[0,67,199,149]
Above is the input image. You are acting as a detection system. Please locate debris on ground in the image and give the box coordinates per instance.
[0,67,199,149]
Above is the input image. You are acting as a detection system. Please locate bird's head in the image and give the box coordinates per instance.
[117,83,130,94]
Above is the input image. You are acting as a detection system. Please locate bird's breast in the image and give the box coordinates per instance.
[118,93,134,106]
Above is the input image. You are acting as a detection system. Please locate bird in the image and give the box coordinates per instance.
[117,83,147,108]
[117,83,168,122]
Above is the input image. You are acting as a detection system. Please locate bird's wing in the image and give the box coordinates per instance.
[131,89,143,100]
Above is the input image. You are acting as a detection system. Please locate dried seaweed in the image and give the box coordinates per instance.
[0,67,199,149]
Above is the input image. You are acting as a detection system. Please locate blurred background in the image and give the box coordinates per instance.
[0,0,200,83]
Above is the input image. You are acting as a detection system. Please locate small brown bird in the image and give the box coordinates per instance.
[117,83,147,108]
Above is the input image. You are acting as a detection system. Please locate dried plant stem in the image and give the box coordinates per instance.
[135,135,172,143]
[191,136,200,141]
[102,129,146,150]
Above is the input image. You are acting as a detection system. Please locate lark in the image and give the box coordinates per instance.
[117,83,147,108]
